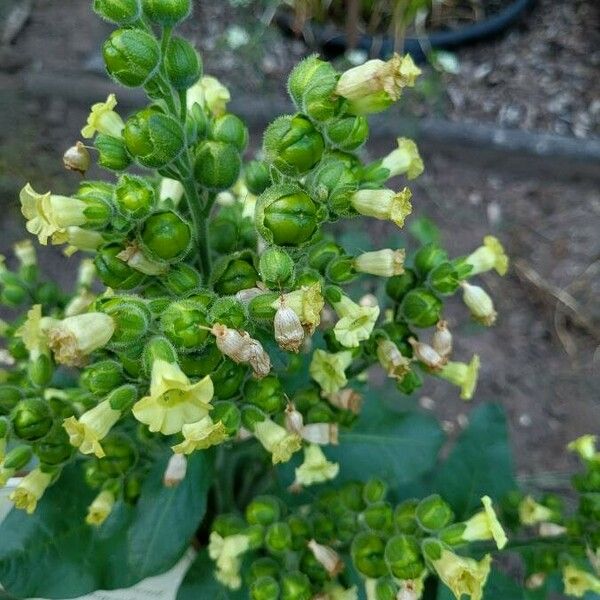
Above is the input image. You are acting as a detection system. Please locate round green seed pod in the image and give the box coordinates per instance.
[114,174,156,219]
[385,269,417,302]
[95,243,146,290]
[400,288,442,328]
[140,210,191,262]
[363,478,388,505]
[384,534,425,580]
[362,501,394,532]
[193,141,241,191]
[394,499,419,534]
[11,398,53,441]
[211,401,241,436]
[3,445,34,470]
[244,376,285,414]
[249,557,281,583]
[164,263,202,295]
[280,571,311,600]
[396,370,422,395]
[81,360,125,397]
[212,360,247,400]
[375,577,399,600]
[263,114,324,176]
[246,495,282,527]
[414,243,448,277]
[210,204,257,254]
[76,180,115,204]
[351,531,387,579]
[325,115,369,151]
[248,292,279,321]
[160,299,210,351]
[35,425,74,466]
[99,297,151,349]
[308,240,343,273]
[245,160,271,195]
[28,354,54,388]
[0,385,22,415]
[428,262,460,295]
[212,255,259,296]
[256,184,321,247]
[259,247,294,288]
[208,297,247,329]
[123,107,185,168]
[95,134,132,171]
[179,344,222,377]
[415,494,454,532]
[211,114,248,152]
[103,28,160,87]
[93,0,141,24]
[251,576,280,600]
[165,35,202,90]
[142,0,191,26]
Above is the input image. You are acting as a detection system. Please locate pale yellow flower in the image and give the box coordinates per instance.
[466,236,508,276]
[355,249,405,277]
[437,355,480,400]
[85,490,115,527]
[278,283,325,334]
[15,304,52,360]
[10,468,53,514]
[133,360,214,435]
[63,399,121,458]
[52,226,104,257]
[309,349,353,394]
[333,296,380,348]
[567,434,599,462]
[187,76,231,117]
[381,137,424,180]
[295,444,339,486]
[562,564,600,598]
[462,496,507,549]
[518,496,554,526]
[81,93,125,139]
[254,418,302,464]
[208,531,250,590]
[350,187,412,228]
[172,416,228,454]
[13,239,36,267]
[429,547,491,600]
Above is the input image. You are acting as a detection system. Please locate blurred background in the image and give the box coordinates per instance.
[0,0,599,497]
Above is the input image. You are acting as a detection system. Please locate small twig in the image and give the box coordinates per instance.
[513,259,600,342]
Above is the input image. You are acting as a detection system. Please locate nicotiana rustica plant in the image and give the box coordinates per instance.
[0,1,596,599]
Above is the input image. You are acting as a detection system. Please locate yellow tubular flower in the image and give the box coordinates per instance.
[116,245,169,275]
[187,76,231,117]
[10,468,53,514]
[254,418,302,464]
[295,444,339,487]
[208,531,251,590]
[63,399,121,458]
[562,565,600,598]
[278,283,325,334]
[381,137,424,180]
[309,349,353,394]
[52,226,104,257]
[567,434,599,462]
[430,548,491,600]
[350,187,412,228]
[172,415,228,454]
[15,304,52,360]
[462,496,508,549]
[335,53,421,114]
[85,490,116,527]
[466,236,509,276]
[518,496,554,526]
[437,355,480,401]
[20,184,88,245]
[14,239,36,268]
[132,360,214,435]
[333,296,380,348]
[81,93,125,139]
[47,312,115,367]
[355,249,405,277]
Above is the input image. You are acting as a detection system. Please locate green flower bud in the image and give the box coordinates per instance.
[213,359,247,400]
[164,263,202,295]
[265,522,293,554]
[416,494,454,532]
[0,385,22,414]
[35,425,74,466]
[28,354,54,387]
[249,557,281,583]
[362,501,394,532]
[351,531,387,578]
[210,204,257,254]
[107,384,138,412]
[248,292,279,321]
[211,401,241,436]
[81,360,125,396]
[3,445,33,470]
[385,534,425,579]
[208,297,247,329]
[299,550,327,584]
[165,36,202,90]
[244,376,285,414]
[160,298,210,351]
[251,576,280,600]
[8,337,28,361]
[287,515,312,550]
[280,571,311,600]
[95,243,146,289]
[326,256,357,284]
[212,255,259,296]
[186,103,208,144]
[142,0,191,26]
[193,141,241,191]
[376,577,399,600]
[396,369,422,395]
[95,134,132,171]
[400,288,442,328]
[93,0,141,24]
[124,107,184,167]
[98,433,137,477]
[103,28,160,87]
[308,240,342,273]
[325,115,369,151]
[246,495,282,526]
[287,55,341,122]
[114,174,156,219]
[140,210,191,262]
[414,243,448,276]
[263,115,324,176]
[259,247,294,288]
[1,280,28,307]
[385,269,417,302]
[363,478,388,505]
[256,184,321,247]
[99,297,151,349]
[245,160,271,195]
[428,262,460,295]
[211,114,248,152]
[179,344,222,377]
[76,180,115,204]
[306,402,335,424]
[11,398,53,441]
[142,335,178,373]
[312,511,336,542]
[394,499,419,534]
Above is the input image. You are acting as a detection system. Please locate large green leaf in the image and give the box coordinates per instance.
[432,403,516,519]
[176,550,246,600]
[0,451,213,599]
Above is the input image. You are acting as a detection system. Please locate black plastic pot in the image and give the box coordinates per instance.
[276,0,535,63]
